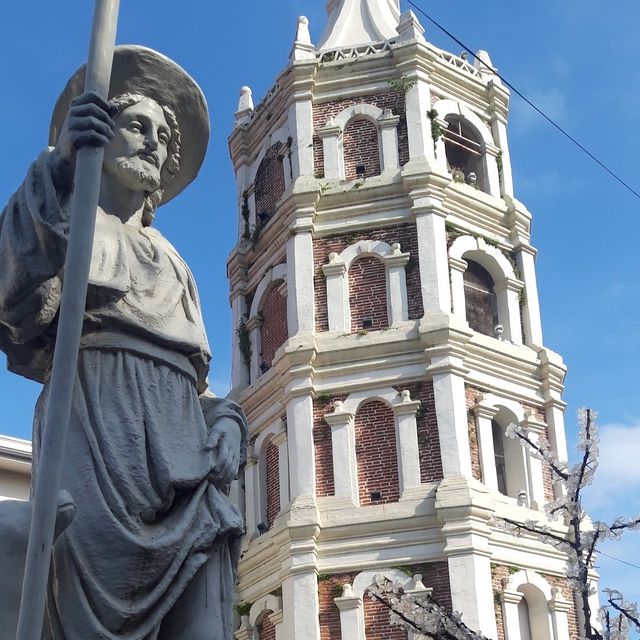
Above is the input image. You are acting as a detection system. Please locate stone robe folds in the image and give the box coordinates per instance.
[0,150,247,639]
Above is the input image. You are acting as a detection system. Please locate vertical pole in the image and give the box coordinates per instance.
[16,2,120,638]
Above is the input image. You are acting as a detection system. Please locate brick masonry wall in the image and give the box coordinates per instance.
[313,395,348,497]
[254,142,286,221]
[313,91,409,178]
[343,118,381,180]
[260,282,288,368]
[314,225,423,333]
[397,382,443,482]
[465,386,483,482]
[355,400,400,505]
[492,565,580,640]
[317,563,451,640]
[349,256,389,332]
[258,614,277,640]
[265,439,280,529]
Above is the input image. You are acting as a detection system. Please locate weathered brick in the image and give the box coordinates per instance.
[355,400,400,505]
[255,142,286,222]
[258,614,277,640]
[349,256,389,332]
[265,439,280,529]
[260,282,288,369]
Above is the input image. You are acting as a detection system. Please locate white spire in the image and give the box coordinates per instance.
[318,0,401,51]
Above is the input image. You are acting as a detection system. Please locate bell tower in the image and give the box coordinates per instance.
[227,2,582,639]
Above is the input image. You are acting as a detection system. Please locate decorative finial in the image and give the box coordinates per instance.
[234,86,254,126]
[291,16,316,61]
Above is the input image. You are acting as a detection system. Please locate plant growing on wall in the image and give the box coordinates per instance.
[388,75,418,93]
[427,108,444,155]
[237,317,251,372]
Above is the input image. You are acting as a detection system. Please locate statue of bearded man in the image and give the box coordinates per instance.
[0,46,246,640]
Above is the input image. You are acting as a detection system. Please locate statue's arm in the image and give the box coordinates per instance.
[200,393,249,485]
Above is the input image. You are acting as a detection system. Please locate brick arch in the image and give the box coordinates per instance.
[254,142,286,223]
[354,400,399,505]
[349,255,389,332]
[259,280,288,370]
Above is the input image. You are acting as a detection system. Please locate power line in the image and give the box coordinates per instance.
[405,0,640,201]
[598,551,640,571]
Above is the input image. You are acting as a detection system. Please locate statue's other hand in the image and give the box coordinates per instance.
[52,91,118,186]
[205,416,242,486]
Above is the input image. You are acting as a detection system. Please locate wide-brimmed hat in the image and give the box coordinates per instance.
[49,45,209,206]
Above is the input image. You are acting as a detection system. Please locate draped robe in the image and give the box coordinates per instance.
[0,150,246,639]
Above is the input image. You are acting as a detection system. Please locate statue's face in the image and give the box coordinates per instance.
[103,97,170,192]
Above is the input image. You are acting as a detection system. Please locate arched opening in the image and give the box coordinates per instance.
[349,256,389,333]
[259,280,288,373]
[517,585,553,640]
[444,115,487,192]
[354,400,399,506]
[254,142,286,225]
[257,611,277,640]
[343,117,381,181]
[492,409,529,502]
[463,260,498,337]
[492,419,508,495]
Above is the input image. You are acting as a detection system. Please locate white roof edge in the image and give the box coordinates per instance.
[0,434,32,459]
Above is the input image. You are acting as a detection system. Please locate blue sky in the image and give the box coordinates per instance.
[0,0,638,618]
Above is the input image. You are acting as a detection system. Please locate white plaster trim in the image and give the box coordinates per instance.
[333,103,384,130]
[341,386,402,415]
[249,126,291,178]
[324,240,410,332]
[352,568,413,598]
[448,235,523,343]
[249,594,283,627]
[249,264,289,318]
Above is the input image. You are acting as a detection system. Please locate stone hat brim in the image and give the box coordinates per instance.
[49,45,209,206]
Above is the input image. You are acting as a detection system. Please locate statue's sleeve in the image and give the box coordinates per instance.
[0,149,69,347]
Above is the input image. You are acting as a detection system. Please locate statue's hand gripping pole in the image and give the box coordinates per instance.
[16,2,120,638]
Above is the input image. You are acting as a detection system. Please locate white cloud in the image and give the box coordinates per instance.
[583,422,640,512]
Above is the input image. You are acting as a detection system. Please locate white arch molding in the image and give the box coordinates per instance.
[317,103,401,180]
[323,387,422,504]
[448,234,523,344]
[500,570,571,640]
[247,264,288,382]
[323,239,410,333]
[472,393,547,509]
[432,98,501,196]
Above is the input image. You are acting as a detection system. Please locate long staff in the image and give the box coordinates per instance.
[16,2,121,637]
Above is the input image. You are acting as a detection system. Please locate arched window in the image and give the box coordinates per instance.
[254,142,286,225]
[444,115,486,192]
[349,256,389,333]
[492,419,508,495]
[492,412,529,502]
[354,401,399,505]
[343,117,381,181]
[463,260,498,337]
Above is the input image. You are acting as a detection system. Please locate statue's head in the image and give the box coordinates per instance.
[50,45,210,218]
[105,93,182,226]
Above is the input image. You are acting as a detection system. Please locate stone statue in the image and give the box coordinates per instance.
[0,46,247,640]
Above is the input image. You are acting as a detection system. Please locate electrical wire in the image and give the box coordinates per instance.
[598,551,640,571]
[405,0,640,201]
